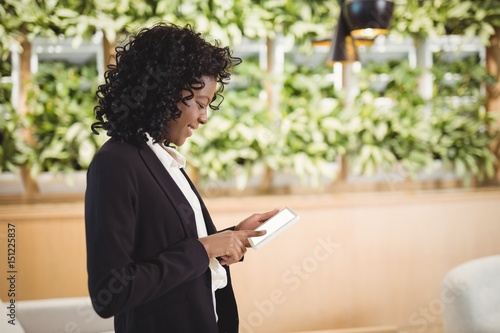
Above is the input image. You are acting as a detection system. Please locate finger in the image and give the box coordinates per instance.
[220,255,231,262]
[222,246,246,265]
[258,208,280,221]
[230,237,247,256]
[242,230,266,248]
[219,255,234,265]
[220,257,238,265]
[243,229,267,238]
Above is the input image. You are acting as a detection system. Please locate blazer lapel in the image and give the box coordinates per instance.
[137,144,198,238]
[181,169,218,235]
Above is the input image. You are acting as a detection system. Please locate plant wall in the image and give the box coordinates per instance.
[391,0,500,44]
[429,53,499,182]
[345,59,433,178]
[0,0,499,193]
[181,57,273,188]
[25,60,106,177]
[0,59,30,173]
[275,60,346,187]
[181,54,345,189]
[345,56,499,184]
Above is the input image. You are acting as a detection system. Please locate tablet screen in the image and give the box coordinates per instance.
[249,207,299,249]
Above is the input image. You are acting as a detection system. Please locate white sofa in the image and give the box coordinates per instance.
[2,297,113,333]
[441,254,500,333]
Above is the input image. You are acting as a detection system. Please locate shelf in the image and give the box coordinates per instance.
[0,76,12,84]
[7,33,105,110]
[428,35,485,62]
[31,33,104,77]
[358,35,416,66]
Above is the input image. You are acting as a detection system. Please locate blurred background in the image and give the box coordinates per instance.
[1,0,500,332]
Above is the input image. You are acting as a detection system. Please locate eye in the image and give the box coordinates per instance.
[197,103,206,110]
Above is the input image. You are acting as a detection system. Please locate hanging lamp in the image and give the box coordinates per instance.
[326,6,359,65]
[343,0,395,39]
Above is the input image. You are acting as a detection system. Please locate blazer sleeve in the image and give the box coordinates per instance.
[84,146,210,318]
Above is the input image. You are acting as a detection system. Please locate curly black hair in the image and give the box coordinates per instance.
[91,22,241,145]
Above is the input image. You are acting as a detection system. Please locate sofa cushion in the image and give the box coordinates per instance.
[16,297,113,333]
[442,255,500,333]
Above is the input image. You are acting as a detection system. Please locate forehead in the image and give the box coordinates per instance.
[199,76,217,90]
[191,77,217,98]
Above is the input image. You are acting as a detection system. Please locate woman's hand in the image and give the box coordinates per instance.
[198,229,266,265]
[199,208,279,265]
[235,208,279,232]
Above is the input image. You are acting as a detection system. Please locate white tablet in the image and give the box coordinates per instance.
[249,207,300,249]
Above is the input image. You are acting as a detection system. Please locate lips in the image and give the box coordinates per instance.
[187,125,195,136]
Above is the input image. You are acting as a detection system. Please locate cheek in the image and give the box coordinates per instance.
[183,106,199,120]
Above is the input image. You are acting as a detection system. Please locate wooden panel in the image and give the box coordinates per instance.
[290,326,398,333]
[204,190,500,333]
[0,189,499,333]
[0,203,88,301]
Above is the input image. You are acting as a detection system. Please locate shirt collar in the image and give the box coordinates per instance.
[145,133,187,169]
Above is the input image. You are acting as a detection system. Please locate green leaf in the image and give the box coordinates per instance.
[446,2,472,18]
[56,8,79,18]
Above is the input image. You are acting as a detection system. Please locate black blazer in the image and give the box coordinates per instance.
[85,139,239,333]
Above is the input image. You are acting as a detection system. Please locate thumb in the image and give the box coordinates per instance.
[258,208,280,221]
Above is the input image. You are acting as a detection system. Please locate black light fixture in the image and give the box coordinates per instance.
[326,6,359,65]
[343,0,395,39]
[324,0,394,65]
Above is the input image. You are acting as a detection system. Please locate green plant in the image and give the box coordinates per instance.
[345,56,499,184]
[183,56,347,190]
[391,0,500,44]
[431,53,497,99]
[346,60,433,177]
[0,0,89,56]
[0,59,31,172]
[429,106,499,183]
[0,90,31,174]
[181,57,275,189]
[343,91,433,177]
[440,0,500,43]
[275,61,347,186]
[25,60,105,176]
[428,52,499,184]
[0,105,31,174]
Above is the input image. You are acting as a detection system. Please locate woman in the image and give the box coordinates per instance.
[85,22,278,333]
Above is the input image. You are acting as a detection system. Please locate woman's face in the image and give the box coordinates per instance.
[166,76,217,146]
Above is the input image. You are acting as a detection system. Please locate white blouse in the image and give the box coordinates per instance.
[146,135,227,321]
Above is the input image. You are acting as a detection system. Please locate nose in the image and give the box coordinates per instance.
[198,111,208,125]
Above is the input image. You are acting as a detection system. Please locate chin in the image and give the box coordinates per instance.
[174,139,187,147]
